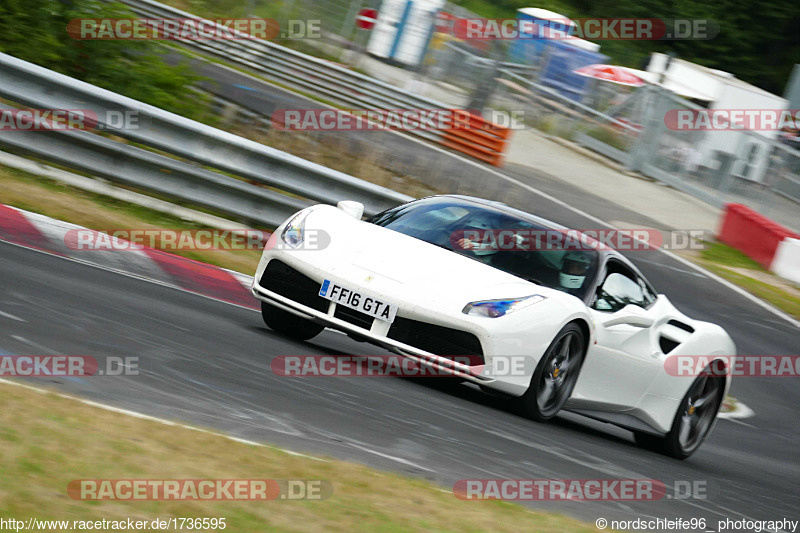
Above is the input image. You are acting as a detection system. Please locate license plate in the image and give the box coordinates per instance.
[319,279,397,323]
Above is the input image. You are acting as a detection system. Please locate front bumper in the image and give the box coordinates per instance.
[253,259,501,387]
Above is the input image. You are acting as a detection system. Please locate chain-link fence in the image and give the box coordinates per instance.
[440,50,798,229]
[183,0,800,230]
[269,0,373,39]
[426,38,799,230]
[625,88,799,231]
[272,0,483,65]
[485,69,644,164]
[767,144,800,205]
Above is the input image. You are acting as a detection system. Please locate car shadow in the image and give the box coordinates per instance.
[252,324,642,451]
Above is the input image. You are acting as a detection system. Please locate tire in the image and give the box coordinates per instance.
[516,323,586,421]
[261,301,324,341]
[634,365,725,459]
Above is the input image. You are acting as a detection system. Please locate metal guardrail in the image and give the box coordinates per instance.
[0,55,413,226]
[0,52,412,227]
[120,0,451,145]
[0,105,309,227]
[116,0,514,165]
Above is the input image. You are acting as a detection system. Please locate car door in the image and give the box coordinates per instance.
[570,260,663,411]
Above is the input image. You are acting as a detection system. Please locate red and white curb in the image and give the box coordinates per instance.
[0,204,257,310]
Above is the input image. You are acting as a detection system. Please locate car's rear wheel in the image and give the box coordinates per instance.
[516,323,585,421]
[261,302,324,341]
[634,365,725,459]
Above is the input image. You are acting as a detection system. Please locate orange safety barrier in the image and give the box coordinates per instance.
[439,110,512,167]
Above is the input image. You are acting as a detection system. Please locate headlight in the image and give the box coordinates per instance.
[462,295,546,318]
[280,209,312,248]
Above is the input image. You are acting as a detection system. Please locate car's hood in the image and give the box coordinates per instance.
[306,206,568,310]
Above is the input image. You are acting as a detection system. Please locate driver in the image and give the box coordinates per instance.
[454,214,498,257]
[559,251,592,290]
[454,217,532,276]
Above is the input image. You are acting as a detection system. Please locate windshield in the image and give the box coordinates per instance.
[368,197,599,300]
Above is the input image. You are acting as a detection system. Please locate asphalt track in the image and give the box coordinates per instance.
[1,55,798,531]
[1,197,797,529]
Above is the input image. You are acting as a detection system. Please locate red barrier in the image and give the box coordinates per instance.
[717,203,799,268]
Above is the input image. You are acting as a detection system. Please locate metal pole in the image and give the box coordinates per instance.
[341,0,363,40]
[340,0,364,61]
[467,41,502,111]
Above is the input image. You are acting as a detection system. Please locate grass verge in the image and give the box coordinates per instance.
[680,241,800,320]
[0,381,601,532]
[0,164,263,275]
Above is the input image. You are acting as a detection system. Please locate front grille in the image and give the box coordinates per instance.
[388,317,484,365]
[260,260,328,312]
[261,261,483,363]
[334,305,374,330]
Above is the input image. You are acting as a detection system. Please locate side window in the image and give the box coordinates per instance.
[593,265,655,312]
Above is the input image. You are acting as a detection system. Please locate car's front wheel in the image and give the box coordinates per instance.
[261,302,324,341]
[634,365,725,459]
[516,323,586,421]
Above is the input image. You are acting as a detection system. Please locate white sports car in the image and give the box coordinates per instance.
[252,195,735,459]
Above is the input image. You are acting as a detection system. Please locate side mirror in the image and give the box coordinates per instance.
[337,200,364,219]
[601,304,654,328]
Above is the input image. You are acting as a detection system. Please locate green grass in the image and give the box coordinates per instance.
[1,165,214,227]
[0,381,604,532]
[699,263,800,320]
[700,241,766,271]
[692,241,800,320]
[0,164,265,274]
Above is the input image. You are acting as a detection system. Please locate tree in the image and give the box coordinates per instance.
[453,0,800,94]
[0,0,210,120]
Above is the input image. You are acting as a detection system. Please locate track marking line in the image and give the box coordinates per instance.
[0,378,329,461]
[0,309,25,322]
